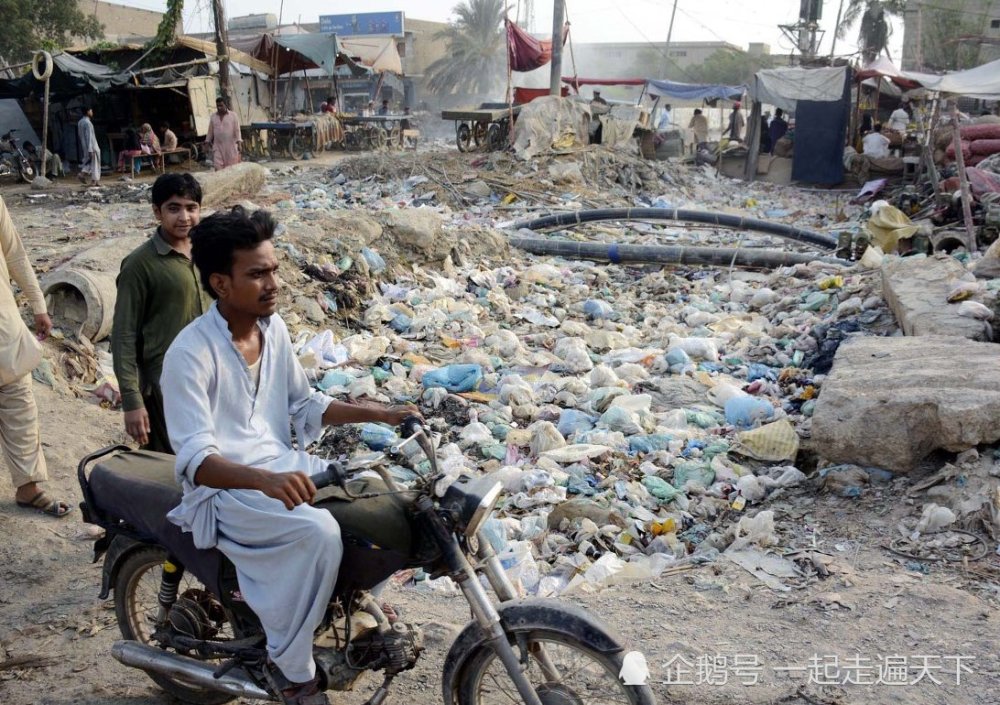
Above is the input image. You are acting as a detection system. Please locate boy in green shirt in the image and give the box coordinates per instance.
[112,173,208,453]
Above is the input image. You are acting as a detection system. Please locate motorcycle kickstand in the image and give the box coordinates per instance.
[362,673,395,705]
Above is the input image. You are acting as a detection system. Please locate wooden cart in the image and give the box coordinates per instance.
[245,121,315,161]
[441,103,520,152]
[337,115,407,151]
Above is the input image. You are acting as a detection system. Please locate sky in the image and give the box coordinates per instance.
[114,0,905,64]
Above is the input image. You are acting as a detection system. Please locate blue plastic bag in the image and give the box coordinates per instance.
[583,299,614,320]
[360,247,386,273]
[724,396,774,428]
[557,409,596,437]
[361,423,398,450]
[421,364,483,393]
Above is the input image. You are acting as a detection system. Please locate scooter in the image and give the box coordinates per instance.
[0,130,37,183]
[78,417,655,705]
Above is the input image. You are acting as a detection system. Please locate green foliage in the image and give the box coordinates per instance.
[686,49,774,86]
[151,0,184,50]
[920,1,982,71]
[0,0,103,64]
[835,0,907,63]
[425,0,505,97]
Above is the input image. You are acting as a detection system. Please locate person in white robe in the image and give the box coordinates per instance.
[162,206,415,705]
[77,107,101,185]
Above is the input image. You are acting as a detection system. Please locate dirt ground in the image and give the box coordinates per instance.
[1,155,999,705]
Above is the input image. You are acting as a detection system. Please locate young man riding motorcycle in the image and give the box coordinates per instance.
[160,207,416,705]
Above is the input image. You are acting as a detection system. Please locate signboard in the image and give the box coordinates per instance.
[319,12,404,36]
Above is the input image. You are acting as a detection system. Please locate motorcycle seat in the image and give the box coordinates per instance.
[89,449,223,592]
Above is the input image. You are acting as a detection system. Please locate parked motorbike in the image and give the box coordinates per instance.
[0,129,36,183]
[78,417,655,705]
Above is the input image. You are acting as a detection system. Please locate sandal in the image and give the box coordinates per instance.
[16,491,73,519]
[263,660,330,705]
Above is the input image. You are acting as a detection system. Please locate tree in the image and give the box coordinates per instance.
[835,0,906,63]
[0,0,102,65]
[151,0,185,50]
[686,49,774,86]
[425,0,505,98]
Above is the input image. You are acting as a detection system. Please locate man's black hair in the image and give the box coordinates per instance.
[775,108,784,118]
[874,123,883,132]
[190,206,276,299]
[151,173,203,208]
[160,121,170,130]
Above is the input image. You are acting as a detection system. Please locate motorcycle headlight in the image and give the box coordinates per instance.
[441,473,503,538]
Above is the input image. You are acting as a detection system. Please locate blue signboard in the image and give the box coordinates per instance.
[319,12,404,36]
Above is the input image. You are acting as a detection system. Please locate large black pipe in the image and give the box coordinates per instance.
[509,235,846,269]
[510,208,839,249]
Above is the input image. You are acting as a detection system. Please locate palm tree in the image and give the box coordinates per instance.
[835,0,906,63]
[425,0,505,98]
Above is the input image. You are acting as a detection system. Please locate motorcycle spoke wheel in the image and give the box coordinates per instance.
[459,632,649,705]
[115,546,236,705]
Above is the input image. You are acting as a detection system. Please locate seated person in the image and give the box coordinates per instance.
[320,96,337,114]
[862,123,891,159]
[22,141,63,177]
[160,123,183,164]
[377,99,389,116]
[162,206,416,705]
[362,100,375,117]
[117,127,143,172]
[140,123,161,154]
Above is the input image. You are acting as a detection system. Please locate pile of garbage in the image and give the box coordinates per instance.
[289,243,896,595]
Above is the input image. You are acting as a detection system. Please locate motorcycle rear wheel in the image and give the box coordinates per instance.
[17,158,35,183]
[114,546,235,705]
[456,629,655,705]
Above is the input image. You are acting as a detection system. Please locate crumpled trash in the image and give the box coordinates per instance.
[422,364,483,393]
[912,503,957,538]
[583,299,614,320]
[724,396,775,428]
[733,419,800,462]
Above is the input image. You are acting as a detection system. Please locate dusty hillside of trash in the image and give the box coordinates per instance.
[1,147,999,705]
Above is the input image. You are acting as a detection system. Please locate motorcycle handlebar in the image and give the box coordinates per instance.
[312,463,348,491]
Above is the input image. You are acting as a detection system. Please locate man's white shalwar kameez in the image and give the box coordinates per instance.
[163,302,340,683]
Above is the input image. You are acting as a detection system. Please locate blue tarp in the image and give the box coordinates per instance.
[645,79,744,102]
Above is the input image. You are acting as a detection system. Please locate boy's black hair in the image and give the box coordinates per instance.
[151,173,203,208]
[190,206,276,299]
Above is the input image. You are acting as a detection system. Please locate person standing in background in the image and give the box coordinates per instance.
[206,98,242,171]
[725,102,745,142]
[688,108,709,145]
[768,108,789,154]
[77,107,101,185]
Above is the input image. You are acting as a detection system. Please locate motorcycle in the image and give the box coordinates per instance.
[78,417,656,705]
[0,129,36,183]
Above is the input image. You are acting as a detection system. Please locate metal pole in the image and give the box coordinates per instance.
[212,0,233,104]
[549,0,564,96]
[951,102,976,251]
[40,75,50,181]
[664,0,679,76]
[829,0,845,59]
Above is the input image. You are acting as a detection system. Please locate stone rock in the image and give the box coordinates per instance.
[880,254,990,340]
[812,335,1000,472]
[461,180,492,198]
[295,295,326,323]
[196,163,268,208]
[973,238,1000,279]
[381,209,450,261]
[646,376,710,410]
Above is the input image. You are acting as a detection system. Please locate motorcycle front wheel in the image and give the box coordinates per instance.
[455,628,655,705]
[17,157,35,182]
[114,546,236,705]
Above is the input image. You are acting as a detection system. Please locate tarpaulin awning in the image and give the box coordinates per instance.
[338,36,403,75]
[0,52,131,98]
[232,32,401,77]
[507,19,568,73]
[909,57,1000,99]
[854,56,922,90]
[748,66,848,113]
[645,78,744,102]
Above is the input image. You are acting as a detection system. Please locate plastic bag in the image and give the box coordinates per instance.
[553,337,594,373]
[600,407,643,435]
[530,421,567,455]
[583,299,615,320]
[673,462,715,489]
[422,364,483,393]
[360,247,387,273]
[589,365,621,388]
[360,423,398,451]
[667,335,719,362]
[557,409,596,437]
[642,476,681,502]
[729,510,778,551]
[724,396,775,428]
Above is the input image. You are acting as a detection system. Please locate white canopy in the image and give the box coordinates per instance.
[748,66,848,112]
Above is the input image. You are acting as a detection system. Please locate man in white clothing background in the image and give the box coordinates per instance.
[161,206,415,705]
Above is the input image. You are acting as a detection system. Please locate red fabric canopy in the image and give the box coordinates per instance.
[506,19,568,73]
[513,86,569,104]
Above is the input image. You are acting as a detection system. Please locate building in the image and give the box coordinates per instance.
[76,0,164,45]
[901,0,1000,70]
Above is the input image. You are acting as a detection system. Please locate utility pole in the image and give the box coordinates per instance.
[549,0,564,96]
[829,0,845,59]
[664,0,679,77]
[212,0,233,103]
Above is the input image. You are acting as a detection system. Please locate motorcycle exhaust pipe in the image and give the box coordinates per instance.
[112,640,271,700]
